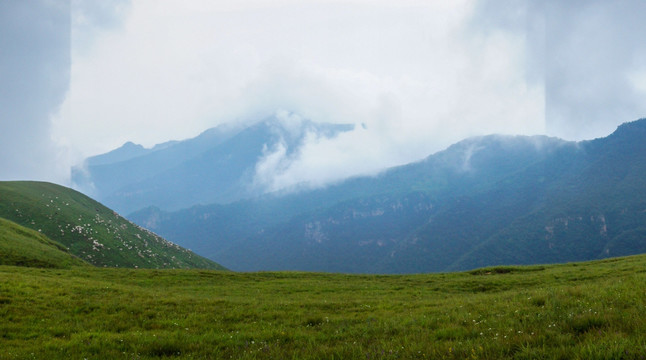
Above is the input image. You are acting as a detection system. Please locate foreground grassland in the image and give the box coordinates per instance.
[1,256,646,359]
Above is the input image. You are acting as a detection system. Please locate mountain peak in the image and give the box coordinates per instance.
[73,115,354,214]
[612,118,646,137]
[85,141,146,167]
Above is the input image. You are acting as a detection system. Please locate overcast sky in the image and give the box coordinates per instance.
[1,0,646,189]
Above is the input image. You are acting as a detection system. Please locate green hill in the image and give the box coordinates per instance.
[0,181,225,270]
[0,217,88,268]
[1,254,645,358]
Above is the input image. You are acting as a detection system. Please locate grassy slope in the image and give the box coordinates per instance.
[0,217,89,269]
[1,255,645,359]
[0,181,224,270]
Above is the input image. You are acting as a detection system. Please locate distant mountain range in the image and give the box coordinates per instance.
[72,116,354,214]
[0,181,225,270]
[123,117,646,273]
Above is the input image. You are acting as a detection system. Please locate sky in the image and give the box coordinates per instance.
[1,0,646,190]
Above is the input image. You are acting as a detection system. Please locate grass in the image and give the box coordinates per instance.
[2,255,646,359]
[0,217,88,269]
[0,181,224,270]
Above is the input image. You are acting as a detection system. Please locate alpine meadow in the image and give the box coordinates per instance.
[2,245,646,358]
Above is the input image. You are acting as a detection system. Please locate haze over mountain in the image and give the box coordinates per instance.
[5,1,646,187]
[127,118,646,273]
[72,115,353,214]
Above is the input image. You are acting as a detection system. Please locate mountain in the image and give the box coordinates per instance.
[0,217,89,268]
[72,116,354,214]
[85,141,148,166]
[130,118,646,273]
[447,118,646,270]
[0,181,225,270]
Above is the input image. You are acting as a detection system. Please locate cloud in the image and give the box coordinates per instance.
[54,0,547,191]
[5,0,645,190]
[241,1,545,191]
[542,0,646,140]
[71,0,130,53]
[238,0,646,192]
[0,0,70,182]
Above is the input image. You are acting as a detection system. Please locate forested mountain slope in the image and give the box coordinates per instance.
[131,119,646,273]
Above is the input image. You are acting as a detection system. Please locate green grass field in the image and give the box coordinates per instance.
[0,181,224,270]
[0,217,88,269]
[2,254,646,359]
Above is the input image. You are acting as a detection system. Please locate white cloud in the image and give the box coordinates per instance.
[0,0,70,182]
[5,0,642,187]
[59,0,646,191]
[630,70,646,93]
[628,50,646,94]
[244,3,545,191]
[543,0,646,140]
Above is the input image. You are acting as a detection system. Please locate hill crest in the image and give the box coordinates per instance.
[0,181,225,270]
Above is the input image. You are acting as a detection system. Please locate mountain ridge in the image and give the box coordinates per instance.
[73,115,354,214]
[129,118,646,273]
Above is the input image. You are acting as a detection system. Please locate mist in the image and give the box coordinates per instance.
[1,0,645,190]
[0,0,70,181]
[56,0,543,190]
